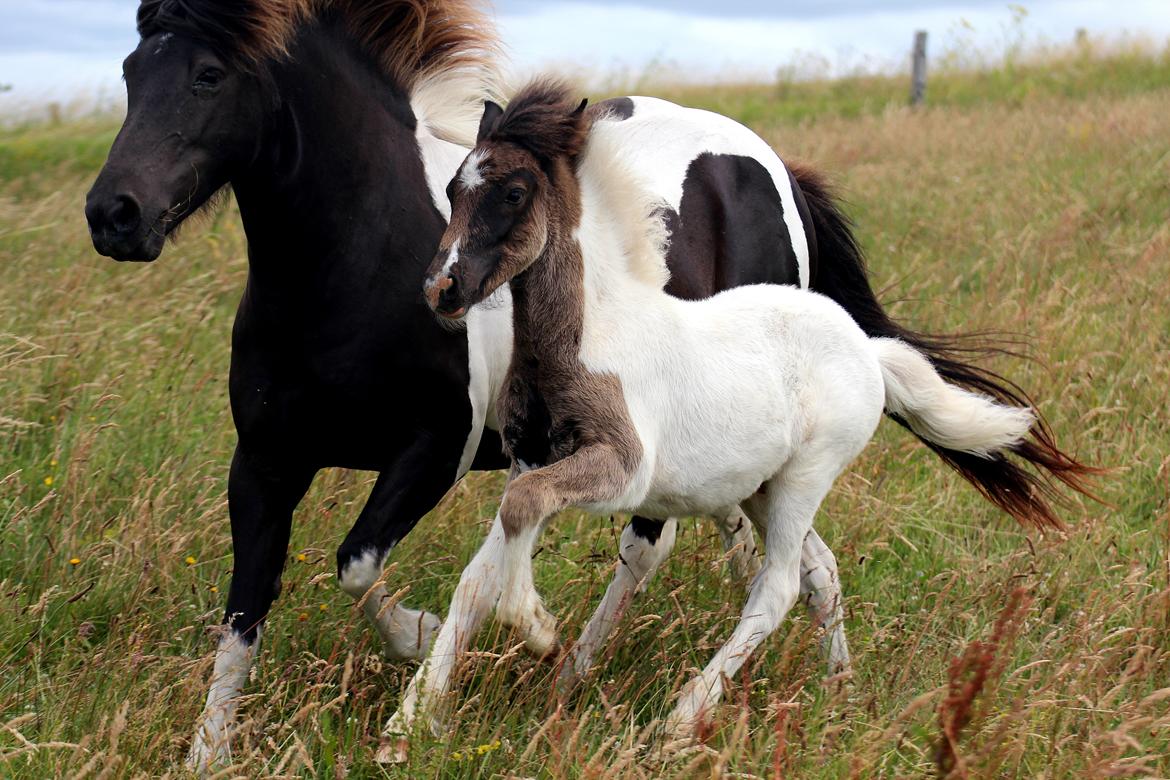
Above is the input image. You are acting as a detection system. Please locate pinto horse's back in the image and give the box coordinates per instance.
[590,96,812,299]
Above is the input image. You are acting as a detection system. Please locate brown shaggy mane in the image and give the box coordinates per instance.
[485,79,591,164]
[136,0,498,89]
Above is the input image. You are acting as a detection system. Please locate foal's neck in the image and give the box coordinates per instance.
[509,165,587,380]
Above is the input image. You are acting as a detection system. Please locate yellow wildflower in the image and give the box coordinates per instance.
[451,752,462,761]
[69,557,81,566]
[43,476,54,487]
[185,555,197,565]
[319,603,328,611]
[298,612,309,621]
[475,739,501,755]
[50,458,58,467]
[296,553,307,562]
[210,585,219,593]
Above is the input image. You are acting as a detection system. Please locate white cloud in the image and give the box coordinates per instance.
[1,0,1167,117]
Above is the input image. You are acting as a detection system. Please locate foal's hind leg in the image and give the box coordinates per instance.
[801,528,850,675]
[716,506,762,580]
[665,465,838,739]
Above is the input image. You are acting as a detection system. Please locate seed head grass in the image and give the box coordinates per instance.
[1,48,1168,777]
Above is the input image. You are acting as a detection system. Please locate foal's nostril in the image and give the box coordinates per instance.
[109,195,142,235]
[437,274,460,305]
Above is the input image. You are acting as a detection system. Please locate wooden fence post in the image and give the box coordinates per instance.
[911,30,927,107]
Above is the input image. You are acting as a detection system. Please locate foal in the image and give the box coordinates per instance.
[406,80,1039,740]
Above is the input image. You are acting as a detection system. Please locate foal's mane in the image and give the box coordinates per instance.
[137,0,504,145]
[489,79,671,289]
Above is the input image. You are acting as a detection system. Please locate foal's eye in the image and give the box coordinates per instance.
[192,68,225,93]
[504,188,526,205]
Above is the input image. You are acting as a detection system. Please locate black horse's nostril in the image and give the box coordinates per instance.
[87,193,143,238]
[108,195,142,235]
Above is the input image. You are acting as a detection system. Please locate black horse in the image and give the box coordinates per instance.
[84,0,1091,769]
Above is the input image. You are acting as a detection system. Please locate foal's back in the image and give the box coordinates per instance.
[580,276,885,517]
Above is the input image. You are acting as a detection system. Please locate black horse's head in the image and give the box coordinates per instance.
[85,1,284,261]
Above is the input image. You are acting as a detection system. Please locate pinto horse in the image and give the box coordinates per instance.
[82,0,1090,770]
[407,78,1059,743]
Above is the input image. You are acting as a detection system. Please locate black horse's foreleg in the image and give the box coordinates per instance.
[336,436,463,660]
[188,445,316,771]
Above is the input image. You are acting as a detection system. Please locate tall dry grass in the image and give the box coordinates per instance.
[1,61,1168,778]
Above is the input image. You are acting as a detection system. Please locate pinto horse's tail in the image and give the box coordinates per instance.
[792,164,1098,529]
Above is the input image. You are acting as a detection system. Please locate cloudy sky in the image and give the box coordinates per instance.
[1,0,1167,113]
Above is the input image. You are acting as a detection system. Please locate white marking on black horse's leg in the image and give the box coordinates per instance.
[187,629,258,772]
[186,448,315,775]
[380,515,507,761]
[665,466,834,739]
[800,528,850,675]
[715,507,761,580]
[335,451,462,663]
[338,548,441,661]
[560,517,677,690]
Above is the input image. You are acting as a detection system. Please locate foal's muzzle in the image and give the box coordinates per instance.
[424,271,466,320]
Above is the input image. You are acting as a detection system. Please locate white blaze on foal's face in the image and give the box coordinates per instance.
[458,148,488,191]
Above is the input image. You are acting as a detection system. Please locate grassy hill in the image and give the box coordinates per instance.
[1,49,1168,777]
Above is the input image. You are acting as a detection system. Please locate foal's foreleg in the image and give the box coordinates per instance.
[558,516,678,691]
[715,507,762,580]
[496,445,631,656]
[380,515,508,760]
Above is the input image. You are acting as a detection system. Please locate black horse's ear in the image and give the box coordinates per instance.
[478,100,503,143]
[573,98,589,115]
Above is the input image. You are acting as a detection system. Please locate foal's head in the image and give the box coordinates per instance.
[423,80,589,320]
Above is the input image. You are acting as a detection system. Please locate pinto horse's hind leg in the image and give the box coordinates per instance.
[188,446,315,773]
[558,516,678,692]
[336,439,463,661]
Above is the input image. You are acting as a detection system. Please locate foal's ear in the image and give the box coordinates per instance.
[478,100,504,143]
[573,98,589,115]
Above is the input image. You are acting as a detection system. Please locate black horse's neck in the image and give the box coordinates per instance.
[231,17,443,313]
[222,15,475,468]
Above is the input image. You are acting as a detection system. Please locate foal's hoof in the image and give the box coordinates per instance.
[374,735,409,764]
[381,609,442,661]
[522,617,560,660]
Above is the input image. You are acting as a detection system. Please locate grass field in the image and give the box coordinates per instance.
[2,50,1169,778]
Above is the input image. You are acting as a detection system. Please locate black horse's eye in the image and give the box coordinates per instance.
[193,68,225,93]
[504,188,525,205]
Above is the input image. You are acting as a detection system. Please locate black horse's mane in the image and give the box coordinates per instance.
[137,0,499,89]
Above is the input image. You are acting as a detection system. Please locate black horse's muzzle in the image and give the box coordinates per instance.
[85,187,166,262]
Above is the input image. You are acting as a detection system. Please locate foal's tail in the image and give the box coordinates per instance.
[875,339,1034,458]
[872,336,1088,529]
[794,163,1097,530]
